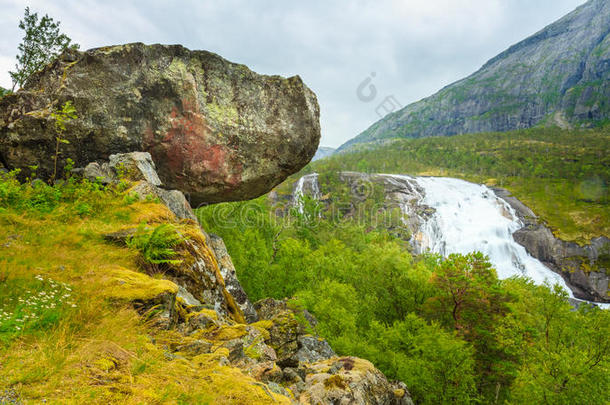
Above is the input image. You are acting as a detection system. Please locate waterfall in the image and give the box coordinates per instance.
[293,173,608,307]
[293,173,320,213]
[413,177,574,295]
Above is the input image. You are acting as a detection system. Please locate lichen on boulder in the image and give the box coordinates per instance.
[0,42,321,205]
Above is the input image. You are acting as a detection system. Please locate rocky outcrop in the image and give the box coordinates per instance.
[254,298,336,368]
[297,357,414,405]
[251,299,411,404]
[81,151,198,221]
[0,42,320,204]
[493,187,609,302]
[96,151,253,323]
[208,234,259,323]
[96,153,413,403]
[338,0,610,152]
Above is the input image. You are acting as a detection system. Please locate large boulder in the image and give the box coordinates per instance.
[0,43,320,205]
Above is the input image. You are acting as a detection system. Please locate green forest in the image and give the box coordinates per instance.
[197,190,610,404]
[303,127,610,244]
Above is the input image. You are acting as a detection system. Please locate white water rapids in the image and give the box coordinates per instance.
[411,176,573,294]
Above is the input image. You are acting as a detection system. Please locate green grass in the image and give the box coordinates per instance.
[0,172,288,404]
[0,270,77,346]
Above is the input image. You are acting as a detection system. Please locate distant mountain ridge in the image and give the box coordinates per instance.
[338,0,610,152]
[312,146,336,161]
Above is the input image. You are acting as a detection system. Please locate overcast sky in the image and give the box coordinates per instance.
[0,0,586,148]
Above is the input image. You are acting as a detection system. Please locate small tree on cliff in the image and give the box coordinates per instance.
[50,100,77,183]
[9,7,79,91]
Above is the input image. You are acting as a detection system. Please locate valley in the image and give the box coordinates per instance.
[1,1,609,404]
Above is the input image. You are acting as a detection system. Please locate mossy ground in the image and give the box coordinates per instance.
[0,179,286,404]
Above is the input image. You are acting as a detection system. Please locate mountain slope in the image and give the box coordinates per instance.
[338,0,610,152]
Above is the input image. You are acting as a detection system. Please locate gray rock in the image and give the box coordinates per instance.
[86,151,197,222]
[254,298,292,321]
[266,382,290,397]
[129,180,198,222]
[497,187,609,302]
[109,152,162,186]
[281,367,304,384]
[225,340,245,363]
[391,381,415,405]
[177,285,202,307]
[155,189,197,222]
[83,161,114,184]
[253,298,339,368]
[293,335,336,364]
[492,187,537,221]
[296,357,414,405]
[83,152,162,186]
[168,236,239,321]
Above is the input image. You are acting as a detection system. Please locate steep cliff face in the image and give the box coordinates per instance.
[339,0,610,152]
[0,43,320,204]
[494,188,609,303]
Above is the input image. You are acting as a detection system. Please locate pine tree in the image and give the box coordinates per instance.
[10,7,79,91]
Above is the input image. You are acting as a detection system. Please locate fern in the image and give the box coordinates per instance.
[127,224,185,266]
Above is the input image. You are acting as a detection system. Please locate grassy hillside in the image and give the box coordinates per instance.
[0,173,288,404]
[1,127,608,403]
[311,127,610,244]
